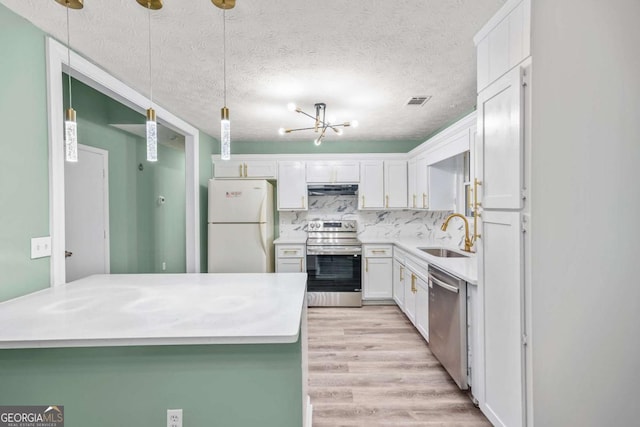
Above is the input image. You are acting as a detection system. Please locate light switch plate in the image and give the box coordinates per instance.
[31,236,52,259]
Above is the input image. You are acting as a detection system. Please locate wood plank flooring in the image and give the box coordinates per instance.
[307,305,491,427]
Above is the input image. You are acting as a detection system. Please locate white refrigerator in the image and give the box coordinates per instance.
[207,179,275,273]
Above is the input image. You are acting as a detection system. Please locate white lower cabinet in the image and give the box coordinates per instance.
[275,244,306,273]
[405,257,429,341]
[362,245,393,300]
[392,250,407,309]
[414,274,429,341]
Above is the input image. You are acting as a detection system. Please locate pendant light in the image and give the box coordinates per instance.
[137,0,163,162]
[54,0,83,162]
[212,0,235,160]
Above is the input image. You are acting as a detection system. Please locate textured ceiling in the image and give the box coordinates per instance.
[1,0,505,146]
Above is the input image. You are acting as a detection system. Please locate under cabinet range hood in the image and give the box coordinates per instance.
[307,184,358,196]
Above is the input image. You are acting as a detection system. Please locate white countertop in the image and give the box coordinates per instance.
[274,236,307,244]
[359,237,478,284]
[0,273,308,349]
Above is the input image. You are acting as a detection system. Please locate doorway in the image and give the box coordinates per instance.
[64,144,110,282]
[45,36,201,285]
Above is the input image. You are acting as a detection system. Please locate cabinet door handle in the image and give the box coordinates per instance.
[361,195,365,208]
[299,258,303,272]
[365,258,369,272]
[283,250,298,254]
[422,193,427,208]
[371,250,387,254]
[301,196,305,209]
[239,164,243,177]
[412,194,416,208]
[411,274,416,293]
[244,163,248,177]
[400,266,404,281]
[385,194,389,208]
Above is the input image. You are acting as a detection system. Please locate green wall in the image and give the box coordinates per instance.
[0,340,303,427]
[0,4,50,302]
[0,3,214,300]
[63,77,187,274]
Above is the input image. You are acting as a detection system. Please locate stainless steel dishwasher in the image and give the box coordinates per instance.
[428,265,468,389]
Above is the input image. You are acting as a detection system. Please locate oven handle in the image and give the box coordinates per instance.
[429,274,459,293]
[306,247,362,256]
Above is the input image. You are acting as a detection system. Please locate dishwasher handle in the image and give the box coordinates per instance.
[429,274,459,293]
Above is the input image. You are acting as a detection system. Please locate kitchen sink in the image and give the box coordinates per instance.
[418,248,470,258]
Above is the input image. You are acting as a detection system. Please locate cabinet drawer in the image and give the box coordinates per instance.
[277,245,305,258]
[364,245,393,258]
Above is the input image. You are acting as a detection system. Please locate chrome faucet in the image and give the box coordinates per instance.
[441,213,474,253]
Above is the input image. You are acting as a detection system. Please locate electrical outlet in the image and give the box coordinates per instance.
[31,236,52,259]
[167,409,182,427]
[162,262,167,271]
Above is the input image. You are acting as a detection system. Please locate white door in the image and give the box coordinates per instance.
[363,257,393,299]
[478,210,525,427]
[208,179,268,223]
[64,144,109,282]
[477,66,524,209]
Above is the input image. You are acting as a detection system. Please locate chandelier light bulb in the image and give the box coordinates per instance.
[350,120,359,128]
[336,128,344,136]
[278,127,286,135]
[314,137,322,146]
[287,102,297,112]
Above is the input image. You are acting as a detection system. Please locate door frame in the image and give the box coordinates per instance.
[46,36,200,286]
[65,144,111,279]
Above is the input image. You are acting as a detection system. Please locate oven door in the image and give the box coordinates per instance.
[306,248,362,293]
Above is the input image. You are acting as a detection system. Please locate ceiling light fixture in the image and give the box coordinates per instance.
[212,0,235,160]
[136,0,163,162]
[278,103,358,146]
[54,0,83,162]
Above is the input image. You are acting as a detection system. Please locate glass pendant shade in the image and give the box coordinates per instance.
[221,107,231,160]
[65,108,78,162]
[146,108,158,162]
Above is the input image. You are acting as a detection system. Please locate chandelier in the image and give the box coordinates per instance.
[278,103,358,146]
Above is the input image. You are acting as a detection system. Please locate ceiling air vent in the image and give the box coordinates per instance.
[406,96,432,106]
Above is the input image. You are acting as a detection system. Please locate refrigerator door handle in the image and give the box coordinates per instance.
[259,222,268,256]
[259,193,267,224]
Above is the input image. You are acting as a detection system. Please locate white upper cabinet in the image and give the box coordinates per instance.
[277,161,307,211]
[408,156,429,209]
[384,161,408,209]
[306,161,360,183]
[476,65,525,210]
[359,161,384,209]
[475,0,531,92]
[415,157,429,209]
[214,159,277,179]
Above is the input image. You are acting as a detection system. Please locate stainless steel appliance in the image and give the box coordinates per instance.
[306,220,362,307]
[428,265,468,389]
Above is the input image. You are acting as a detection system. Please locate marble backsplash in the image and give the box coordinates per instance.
[279,195,471,247]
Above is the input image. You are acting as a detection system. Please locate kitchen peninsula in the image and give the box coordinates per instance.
[0,273,309,427]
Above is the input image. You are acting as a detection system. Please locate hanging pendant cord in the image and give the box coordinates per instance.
[223,9,227,107]
[66,3,72,109]
[148,3,153,105]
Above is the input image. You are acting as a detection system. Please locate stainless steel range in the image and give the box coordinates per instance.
[306,220,362,307]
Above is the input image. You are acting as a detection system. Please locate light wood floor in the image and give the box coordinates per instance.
[307,305,491,427]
